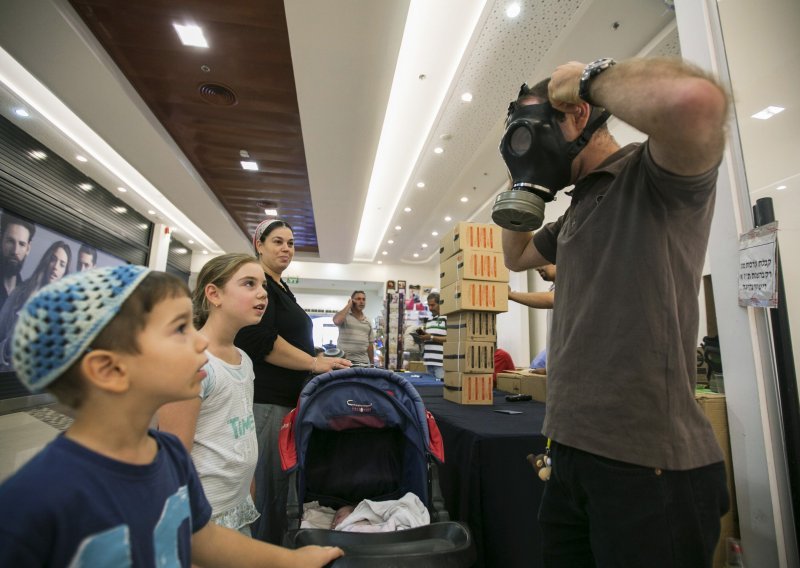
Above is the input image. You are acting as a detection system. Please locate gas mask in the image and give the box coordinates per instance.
[492,84,610,231]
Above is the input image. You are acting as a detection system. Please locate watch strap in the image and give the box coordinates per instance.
[578,58,616,106]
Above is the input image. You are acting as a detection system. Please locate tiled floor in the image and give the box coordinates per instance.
[0,405,71,483]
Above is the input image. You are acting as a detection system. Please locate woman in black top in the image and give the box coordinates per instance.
[234,219,350,544]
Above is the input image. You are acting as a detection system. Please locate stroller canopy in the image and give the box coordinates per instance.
[280,368,444,508]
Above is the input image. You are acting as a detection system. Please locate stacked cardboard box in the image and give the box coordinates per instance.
[438,222,508,405]
[696,392,739,568]
[496,368,547,402]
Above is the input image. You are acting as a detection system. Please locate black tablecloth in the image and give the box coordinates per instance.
[417,386,547,568]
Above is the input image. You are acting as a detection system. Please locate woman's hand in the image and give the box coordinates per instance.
[312,355,352,374]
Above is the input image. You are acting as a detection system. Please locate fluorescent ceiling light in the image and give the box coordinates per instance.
[28,150,47,160]
[112,206,127,213]
[751,106,784,120]
[395,225,402,231]
[776,185,786,190]
[202,250,209,255]
[388,239,394,244]
[431,231,439,236]
[264,208,278,215]
[241,160,258,171]
[434,147,444,154]
[117,186,127,192]
[78,183,93,190]
[460,196,468,202]
[147,209,156,215]
[444,216,452,222]
[421,243,428,248]
[413,253,420,258]
[416,182,425,188]
[76,154,88,162]
[173,24,208,48]
[14,108,29,117]
[175,248,188,254]
[404,207,412,212]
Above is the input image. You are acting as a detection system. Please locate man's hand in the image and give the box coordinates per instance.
[548,61,585,114]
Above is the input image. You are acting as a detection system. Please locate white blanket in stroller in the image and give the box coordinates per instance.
[301,492,430,533]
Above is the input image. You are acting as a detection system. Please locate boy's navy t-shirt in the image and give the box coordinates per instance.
[0,429,212,567]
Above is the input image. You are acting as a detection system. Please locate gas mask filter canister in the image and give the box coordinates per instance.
[493,84,610,231]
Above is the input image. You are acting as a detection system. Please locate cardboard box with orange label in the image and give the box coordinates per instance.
[439,222,503,260]
[440,250,509,288]
[440,280,508,315]
[443,371,494,405]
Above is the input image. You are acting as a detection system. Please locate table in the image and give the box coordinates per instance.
[416,386,547,568]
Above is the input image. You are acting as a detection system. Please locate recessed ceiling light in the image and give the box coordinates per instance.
[413,253,420,258]
[388,239,394,244]
[264,208,278,216]
[506,2,521,18]
[78,183,93,191]
[117,186,127,193]
[14,108,29,117]
[404,207,412,213]
[202,250,209,255]
[395,225,402,231]
[460,196,469,203]
[382,251,388,256]
[112,206,127,214]
[377,260,383,265]
[431,231,439,236]
[239,149,250,158]
[776,185,787,190]
[188,240,195,244]
[422,243,428,248]
[444,216,452,222]
[147,209,156,215]
[138,223,148,230]
[751,106,785,120]
[461,92,473,102]
[175,248,188,254]
[28,150,47,160]
[434,147,444,154]
[173,23,208,48]
[241,160,258,171]
[416,182,425,188]
[76,155,88,162]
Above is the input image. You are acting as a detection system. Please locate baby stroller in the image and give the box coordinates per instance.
[280,367,475,567]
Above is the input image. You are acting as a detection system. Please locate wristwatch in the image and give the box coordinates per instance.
[578,58,616,107]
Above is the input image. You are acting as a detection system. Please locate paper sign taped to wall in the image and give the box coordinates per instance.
[738,221,778,308]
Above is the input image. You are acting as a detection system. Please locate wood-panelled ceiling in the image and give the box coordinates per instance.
[69,0,318,254]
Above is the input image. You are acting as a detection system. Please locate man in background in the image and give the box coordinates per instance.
[0,213,35,311]
[76,245,97,272]
[333,290,374,367]
[508,264,556,370]
[416,292,447,380]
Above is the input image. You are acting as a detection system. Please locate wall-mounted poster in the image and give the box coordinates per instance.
[0,208,126,379]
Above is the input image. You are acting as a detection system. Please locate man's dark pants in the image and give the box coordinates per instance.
[539,441,729,567]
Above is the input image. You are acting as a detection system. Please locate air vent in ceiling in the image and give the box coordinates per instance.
[198,83,238,106]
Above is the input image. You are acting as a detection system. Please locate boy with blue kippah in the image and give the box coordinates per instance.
[0,265,343,567]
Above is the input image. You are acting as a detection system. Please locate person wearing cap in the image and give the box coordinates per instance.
[333,290,374,367]
[0,265,343,567]
[234,219,351,544]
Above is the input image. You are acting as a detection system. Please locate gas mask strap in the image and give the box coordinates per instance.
[566,108,611,160]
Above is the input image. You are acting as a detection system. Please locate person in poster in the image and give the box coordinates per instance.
[0,240,72,371]
[0,213,35,312]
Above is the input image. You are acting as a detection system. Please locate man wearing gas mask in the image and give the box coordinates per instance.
[499,57,730,567]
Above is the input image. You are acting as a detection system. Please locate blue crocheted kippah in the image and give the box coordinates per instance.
[12,264,150,391]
